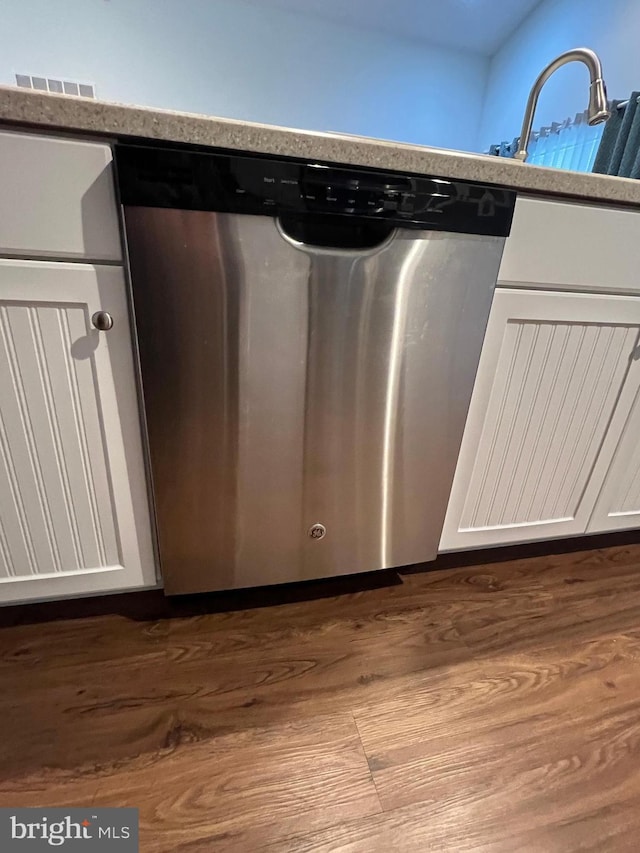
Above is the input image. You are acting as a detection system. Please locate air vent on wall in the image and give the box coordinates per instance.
[15,74,96,98]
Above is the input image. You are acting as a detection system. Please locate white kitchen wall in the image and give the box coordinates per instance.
[0,0,488,152]
[478,0,640,151]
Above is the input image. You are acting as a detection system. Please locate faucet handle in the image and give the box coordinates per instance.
[588,78,610,125]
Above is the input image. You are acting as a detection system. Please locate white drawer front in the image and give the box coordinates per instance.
[498,196,640,294]
[0,129,121,261]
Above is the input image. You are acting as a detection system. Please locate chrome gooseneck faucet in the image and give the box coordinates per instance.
[514,47,610,162]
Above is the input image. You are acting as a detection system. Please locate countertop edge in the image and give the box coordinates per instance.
[2,86,640,208]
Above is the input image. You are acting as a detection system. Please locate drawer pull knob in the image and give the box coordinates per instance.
[91,311,113,331]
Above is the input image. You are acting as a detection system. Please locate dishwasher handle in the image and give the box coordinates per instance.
[278,213,395,251]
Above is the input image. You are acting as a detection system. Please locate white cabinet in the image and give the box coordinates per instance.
[587,382,640,533]
[498,196,640,295]
[0,258,156,602]
[0,130,122,262]
[440,288,640,552]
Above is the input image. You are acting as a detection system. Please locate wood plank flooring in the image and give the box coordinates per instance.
[2,539,640,851]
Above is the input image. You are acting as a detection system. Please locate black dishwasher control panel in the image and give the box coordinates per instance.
[116,142,515,236]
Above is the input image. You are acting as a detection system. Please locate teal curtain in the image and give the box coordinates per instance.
[527,116,603,170]
[488,111,603,172]
[593,94,640,178]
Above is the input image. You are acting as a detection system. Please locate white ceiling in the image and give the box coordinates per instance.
[246,0,543,56]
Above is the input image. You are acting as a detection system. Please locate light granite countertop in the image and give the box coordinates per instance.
[2,86,640,208]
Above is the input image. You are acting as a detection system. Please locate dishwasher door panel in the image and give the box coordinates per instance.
[124,208,505,593]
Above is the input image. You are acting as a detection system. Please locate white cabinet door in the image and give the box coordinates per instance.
[587,381,640,533]
[0,259,156,602]
[440,288,640,552]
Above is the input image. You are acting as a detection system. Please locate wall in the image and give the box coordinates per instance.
[479,0,640,151]
[0,0,488,152]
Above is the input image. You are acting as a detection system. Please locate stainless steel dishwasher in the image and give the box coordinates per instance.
[116,143,515,594]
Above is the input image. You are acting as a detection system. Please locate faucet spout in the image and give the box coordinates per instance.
[513,47,610,162]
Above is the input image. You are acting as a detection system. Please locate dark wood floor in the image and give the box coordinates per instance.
[2,540,640,851]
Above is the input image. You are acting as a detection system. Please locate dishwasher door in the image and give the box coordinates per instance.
[124,208,505,593]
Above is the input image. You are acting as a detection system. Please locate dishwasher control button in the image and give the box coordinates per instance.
[383,192,399,211]
[399,193,416,213]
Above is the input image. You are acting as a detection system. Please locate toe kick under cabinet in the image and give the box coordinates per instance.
[441,196,640,551]
[0,129,156,602]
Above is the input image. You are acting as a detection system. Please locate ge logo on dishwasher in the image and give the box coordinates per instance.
[308,523,326,540]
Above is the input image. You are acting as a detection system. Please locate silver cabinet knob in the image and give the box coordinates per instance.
[91,311,113,331]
